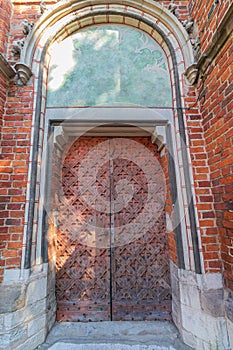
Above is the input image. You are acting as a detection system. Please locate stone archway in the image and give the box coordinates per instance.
[12,1,226,349]
[18,0,202,278]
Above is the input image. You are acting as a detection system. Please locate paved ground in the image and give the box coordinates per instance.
[37,321,193,350]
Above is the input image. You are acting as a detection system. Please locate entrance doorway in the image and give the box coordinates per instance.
[55,136,171,322]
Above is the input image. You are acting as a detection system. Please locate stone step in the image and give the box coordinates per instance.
[37,321,193,350]
[46,344,188,350]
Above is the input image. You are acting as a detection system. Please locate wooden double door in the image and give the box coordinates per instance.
[56,136,171,322]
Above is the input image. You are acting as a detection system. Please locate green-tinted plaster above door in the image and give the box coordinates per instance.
[47,25,172,107]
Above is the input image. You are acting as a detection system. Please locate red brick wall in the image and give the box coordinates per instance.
[161,1,189,20]
[198,39,233,289]
[189,0,232,53]
[0,0,12,54]
[0,82,34,279]
[0,1,40,281]
[0,70,9,283]
[183,85,222,273]
[189,0,233,288]
[0,0,59,282]
[0,0,12,132]
[0,0,12,283]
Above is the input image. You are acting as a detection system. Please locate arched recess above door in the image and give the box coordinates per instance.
[17,0,196,84]
[47,25,172,108]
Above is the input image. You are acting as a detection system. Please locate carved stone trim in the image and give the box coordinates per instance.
[14,62,33,85]
[20,0,194,69]
[151,126,166,151]
[184,63,199,85]
[0,53,16,80]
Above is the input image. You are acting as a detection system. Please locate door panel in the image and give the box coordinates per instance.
[56,136,172,322]
[56,137,111,321]
[112,223,171,321]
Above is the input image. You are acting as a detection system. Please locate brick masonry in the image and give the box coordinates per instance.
[189,0,233,289]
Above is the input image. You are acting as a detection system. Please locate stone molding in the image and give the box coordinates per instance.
[0,53,16,80]
[14,62,33,85]
[19,0,194,69]
[184,63,198,85]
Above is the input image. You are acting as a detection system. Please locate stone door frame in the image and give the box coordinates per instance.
[38,107,197,329]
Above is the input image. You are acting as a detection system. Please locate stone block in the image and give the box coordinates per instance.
[4,298,46,331]
[197,272,223,290]
[0,283,26,313]
[0,324,27,349]
[26,275,47,304]
[227,318,233,350]
[0,315,3,332]
[225,291,233,322]
[201,289,224,317]
[178,269,197,286]
[46,300,56,332]
[180,283,201,310]
[28,314,46,337]
[15,329,46,350]
[172,298,181,329]
[181,304,229,349]
[170,264,180,303]
[27,297,47,319]
[181,328,197,349]
[3,268,21,283]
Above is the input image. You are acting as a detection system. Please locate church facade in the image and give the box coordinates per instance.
[0,1,232,349]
